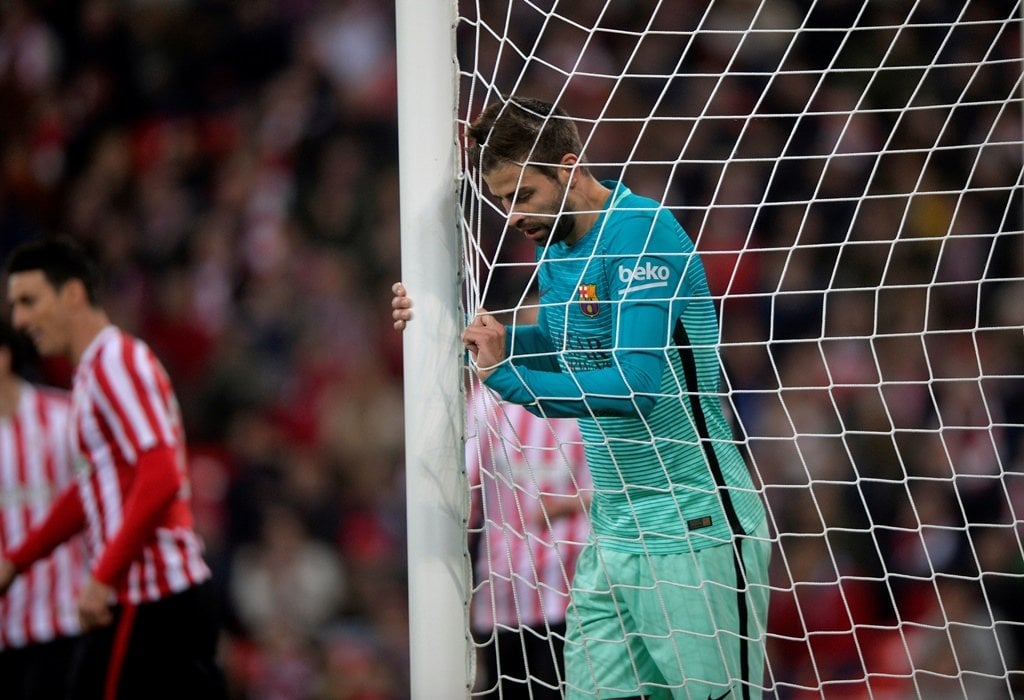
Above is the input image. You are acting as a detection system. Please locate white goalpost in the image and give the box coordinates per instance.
[395,1,470,698]
[398,1,1024,698]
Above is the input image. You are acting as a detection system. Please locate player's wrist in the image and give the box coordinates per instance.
[479,360,509,386]
[88,567,117,589]
[5,546,33,574]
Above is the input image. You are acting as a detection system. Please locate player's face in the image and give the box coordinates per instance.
[484,162,578,247]
[7,271,73,358]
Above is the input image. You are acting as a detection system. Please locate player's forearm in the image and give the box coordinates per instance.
[506,324,561,372]
[91,445,183,586]
[5,484,86,572]
[483,355,660,418]
[491,304,667,416]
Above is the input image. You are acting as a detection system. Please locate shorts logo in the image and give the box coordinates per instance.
[687,516,713,530]
[578,283,600,317]
[617,261,671,295]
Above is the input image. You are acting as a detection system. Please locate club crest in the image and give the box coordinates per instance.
[578,283,600,317]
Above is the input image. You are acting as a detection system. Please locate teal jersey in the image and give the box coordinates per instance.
[484,182,765,553]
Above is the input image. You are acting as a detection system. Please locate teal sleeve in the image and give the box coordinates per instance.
[484,298,668,418]
[485,211,694,419]
[505,323,560,373]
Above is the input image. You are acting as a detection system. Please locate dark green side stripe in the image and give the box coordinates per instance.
[674,318,753,699]
[672,319,745,537]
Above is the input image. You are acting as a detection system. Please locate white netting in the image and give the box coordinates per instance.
[457,1,1024,698]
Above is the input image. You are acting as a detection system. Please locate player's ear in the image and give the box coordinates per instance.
[58,278,89,308]
[561,153,580,187]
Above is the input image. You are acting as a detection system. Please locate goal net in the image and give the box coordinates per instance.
[454,1,1024,698]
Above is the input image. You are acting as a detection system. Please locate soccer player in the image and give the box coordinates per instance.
[468,384,591,699]
[0,319,84,699]
[458,97,771,700]
[393,284,592,698]
[0,237,225,699]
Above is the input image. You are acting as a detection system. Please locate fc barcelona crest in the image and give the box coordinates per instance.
[578,283,600,317]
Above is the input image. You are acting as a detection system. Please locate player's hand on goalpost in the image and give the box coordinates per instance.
[462,310,505,381]
[391,282,413,331]
[392,282,506,382]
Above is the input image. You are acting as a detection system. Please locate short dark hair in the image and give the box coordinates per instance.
[0,318,36,378]
[466,97,583,178]
[5,237,101,305]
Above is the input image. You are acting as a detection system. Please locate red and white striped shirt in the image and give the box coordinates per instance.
[467,388,591,631]
[0,383,83,649]
[70,326,209,604]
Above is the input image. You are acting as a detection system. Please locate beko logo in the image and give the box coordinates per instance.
[617,261,670,294]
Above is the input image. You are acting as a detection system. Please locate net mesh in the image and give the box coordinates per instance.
[456,1,1024,697]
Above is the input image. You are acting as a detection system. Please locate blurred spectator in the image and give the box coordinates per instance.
[229,501,346,645]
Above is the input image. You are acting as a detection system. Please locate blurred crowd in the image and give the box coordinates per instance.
[1,1,1022,699]
[1,1,406,698]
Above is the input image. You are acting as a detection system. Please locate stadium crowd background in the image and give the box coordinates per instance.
[0,1,1021,698]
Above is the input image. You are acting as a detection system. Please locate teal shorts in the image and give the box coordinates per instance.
[564,520,771,699]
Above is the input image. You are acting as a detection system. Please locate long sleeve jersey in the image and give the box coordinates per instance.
[70,326,210,603]
[484,182,765,554]
[0,384,82,648]
[466,387,590,631]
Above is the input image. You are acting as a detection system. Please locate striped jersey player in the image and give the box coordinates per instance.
[468,394,590,629]
[2,238,224,699]
[0,351,89,700]
[0,382,82,650]
[67,325,210,602]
